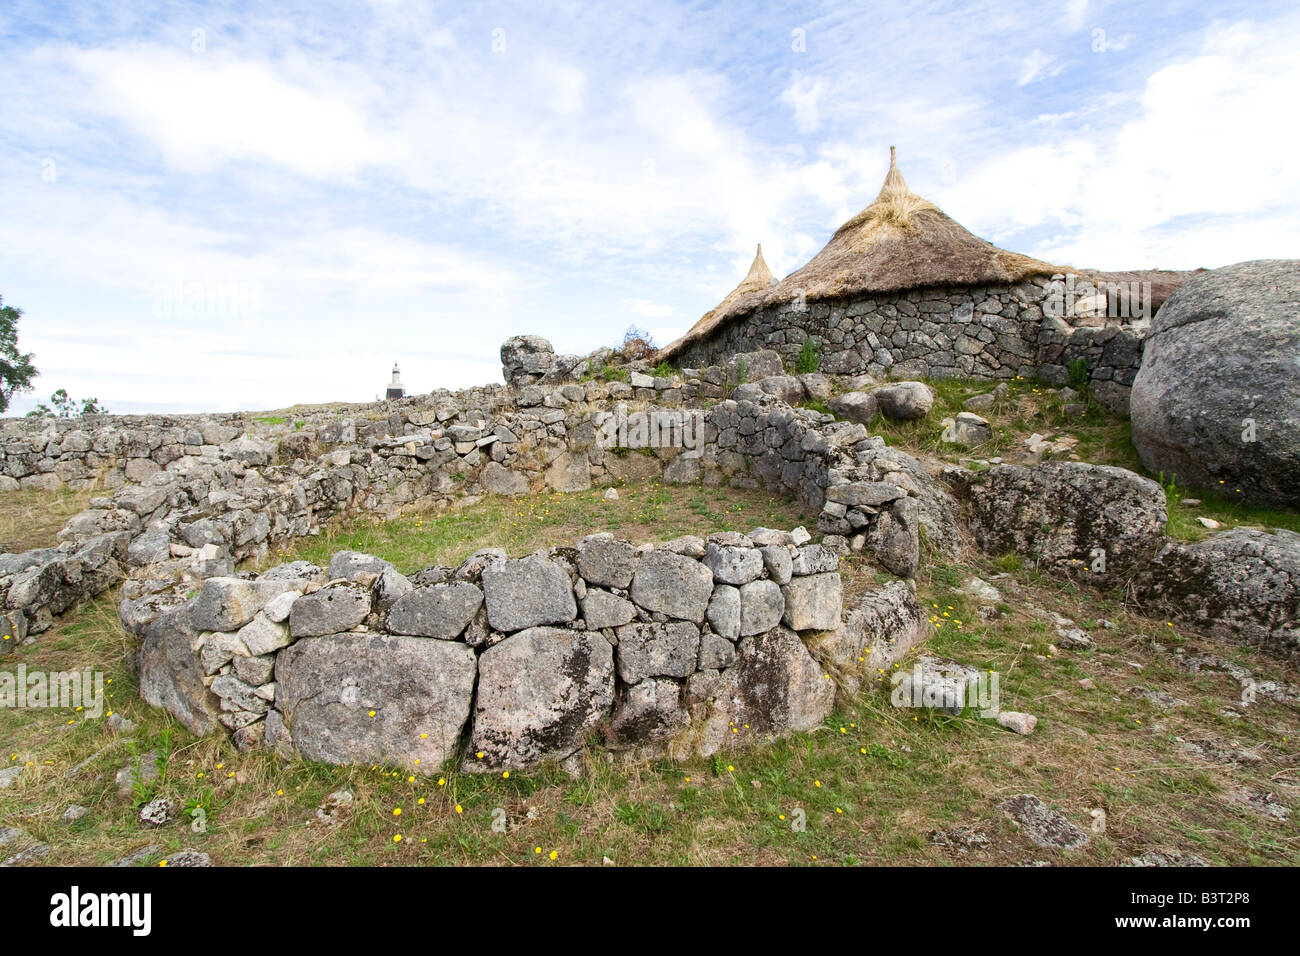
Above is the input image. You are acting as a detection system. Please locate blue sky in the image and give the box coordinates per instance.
[2,0,1297,414]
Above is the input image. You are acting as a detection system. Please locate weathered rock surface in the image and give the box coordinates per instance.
[481,553,577,631]
[1000,794,1090,850]
[867,496,921,577]
[968,461,1166,578]
[465,627,614,771]
[630,549,714,623]
[806,581,930,695]
[616,621,701,683]
[1131,260,1300,507]
[828,391,878,424]
[577,533,638,589]
[580,587,636,629]
[136,604,221,736]
[727,348,784,385]
[942,412,992,447]
[738,579,785,636]
[609,677,689,750]
[386,583,484,639]
[873,381,934,420]
[275,632,476,770]
[191,576,299,633]
[782,572,842,631]
[289,583,372,638]
[1134,528,1300,660]
[703,543,763,585]
[686,627,836,756]
[892,654,981,715]
[501,334,557,387]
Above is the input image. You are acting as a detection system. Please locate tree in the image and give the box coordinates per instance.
[27,389,108,418]
[0,295,39,413]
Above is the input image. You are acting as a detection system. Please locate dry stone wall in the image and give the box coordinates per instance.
[4,368,968,646]
[120,531,931,768]
[0,413,249,491]
[670,277,1148,415]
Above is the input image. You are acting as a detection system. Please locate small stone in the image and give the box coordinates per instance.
[105,713,136,735]
[139,797,179,827]
[997,711,1038,735]
[115,750,158,797]
[1000,793,1090,850]
[161,848,212,867]
[1056,627,1094,649]
[1,843,51,866]
[63,805,88,823]
[109,845,163,867]
[262,590,298,623]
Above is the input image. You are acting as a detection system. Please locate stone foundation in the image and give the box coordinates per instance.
[121,533,931,769]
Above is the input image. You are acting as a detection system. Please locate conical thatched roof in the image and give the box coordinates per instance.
[658,147,1062,361]
[657,244,778,358]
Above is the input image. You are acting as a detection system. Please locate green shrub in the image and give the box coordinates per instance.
[1067,358,1089,391]
[795,337,821,374]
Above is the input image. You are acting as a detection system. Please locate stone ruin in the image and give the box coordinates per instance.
[127,530,931,769]
[2,258,1298,772]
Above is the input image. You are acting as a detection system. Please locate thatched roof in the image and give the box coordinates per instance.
[658,245,777,358]
[658,147,1063,361]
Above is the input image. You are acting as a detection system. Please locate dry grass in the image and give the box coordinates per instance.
[0,486,93,553]
[268,479,812,575]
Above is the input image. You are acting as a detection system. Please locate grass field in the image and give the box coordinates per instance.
[0,485,92,553]
[2,475,1297,867]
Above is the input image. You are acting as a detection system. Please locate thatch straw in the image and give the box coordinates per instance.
[658,147,1064,361]
[657,244,778,358]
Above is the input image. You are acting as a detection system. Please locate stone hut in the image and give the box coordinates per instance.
[657,148,1188,402]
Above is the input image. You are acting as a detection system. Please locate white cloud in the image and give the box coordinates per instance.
[1065,0,1089,33]
[944,18,1300,269]
[620,298,676,318]
[537,56,587,114]
[1017,49,1062,86]
[779,73,826,133]
[60,46,388,179]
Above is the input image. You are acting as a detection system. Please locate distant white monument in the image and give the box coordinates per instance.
[386,362,405,400]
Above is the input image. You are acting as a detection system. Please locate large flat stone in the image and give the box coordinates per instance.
[782,573,842,631]
[275,632,476,771]
[464,627,614,771]
[630,549,714,622]
[386,583,484,640]
[481,553,578,632]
